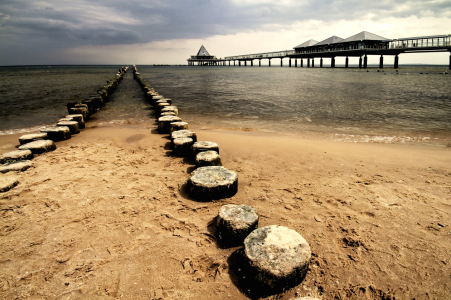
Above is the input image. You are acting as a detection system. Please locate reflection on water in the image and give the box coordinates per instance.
[1,65,450,145]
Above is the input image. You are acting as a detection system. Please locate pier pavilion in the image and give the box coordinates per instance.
[223,31,451,69]
[187,45,227,66]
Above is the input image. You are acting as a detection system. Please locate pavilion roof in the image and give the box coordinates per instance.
[294,39,319,48]
[196,45,211,56]
[341,31,390,43]
[315,35,344,46]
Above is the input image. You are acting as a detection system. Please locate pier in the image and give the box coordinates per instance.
[191,31,451,69]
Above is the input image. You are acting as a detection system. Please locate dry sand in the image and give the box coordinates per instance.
[0,123,450,300]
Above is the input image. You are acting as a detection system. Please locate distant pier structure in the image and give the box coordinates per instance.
[220,31,451,69]
[187,45,227,66]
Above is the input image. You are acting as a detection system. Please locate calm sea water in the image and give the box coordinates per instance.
[1,65,450,145]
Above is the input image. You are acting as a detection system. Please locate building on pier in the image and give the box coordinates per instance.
[224,31,451,69]
[187,45,226,66]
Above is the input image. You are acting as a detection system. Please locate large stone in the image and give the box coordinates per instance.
[0,160,33,173]
[57,121,80,134]
[244,225,311,290]
[18,133,48,145]
[19,140,56,154]
[66,114,85,129]
[173,138,194,157]
[217,204,258,246]
[156,103,170,116]
[158,116,182,134]
[41,126,71,141]
[171,130,197,142]
[186,166,238,200]
[161,106,178,117]
[160,112,176,117]
[0,150,33,164]
[170,122,188,133]
[0,176,19,192]
[192,141,219,156]
[69,107,88,119]
[196,150,222,167]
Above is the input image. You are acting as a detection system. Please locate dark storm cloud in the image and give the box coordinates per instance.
[0,0,448,64]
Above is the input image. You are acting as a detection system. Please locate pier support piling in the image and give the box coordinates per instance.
[359,56,362,68]
[239,61,241,66]
[379,55,384,69]
[289,59,291,67]
[269,58,271,67]
[301,59,303,67]
[312,59,315,68]
[280,58,283,67]
[363,55,368,69]
[259,59,261,67]
[307,58,310,68]
[295,59,297,67]
[245,61,247,67]
[449,52,451,70]
[320,58,323,68]
[345,56,349,68]
[331,57,335,68]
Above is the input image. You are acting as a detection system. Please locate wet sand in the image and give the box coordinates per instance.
[0,123,450,299]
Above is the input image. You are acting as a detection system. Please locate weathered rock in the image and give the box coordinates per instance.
[217,204,258,246]
[160,112,176,117]
[186,166,238,200]
[192,141,219,156]
[0,160,33,173]
[244,225,311,290]
[170,122,189,133]
[0,150,33,164]
[163,98,173,105]
[57,121,80,134]
[69,107,88,119]
[171,130,197,142]
[156,99,168,106]
[196,150,222,167]
[18,133,48,145]
[66,114,85,129]
[161,106,178,116]
[156,103,170,115]
[158,116,182,134]
[41,126,71,141]
[59,118,73,122]
[0,176,19,192]
[19,140,56,154]
[173,138,194,157]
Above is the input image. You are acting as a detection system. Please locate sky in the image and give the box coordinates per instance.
[0,0,450,66]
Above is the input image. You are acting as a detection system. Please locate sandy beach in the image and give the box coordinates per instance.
[0,123,450,299]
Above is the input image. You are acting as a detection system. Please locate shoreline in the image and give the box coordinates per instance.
[1,123,450,299]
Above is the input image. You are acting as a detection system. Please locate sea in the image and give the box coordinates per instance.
[1,65,450,146]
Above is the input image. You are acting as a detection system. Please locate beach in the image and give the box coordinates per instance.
[1,122,450,299]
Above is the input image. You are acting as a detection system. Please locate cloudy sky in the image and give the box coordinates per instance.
[0,0,450,65]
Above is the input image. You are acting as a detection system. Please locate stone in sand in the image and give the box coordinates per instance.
[186,166,238,200]
[57,121,80,134]
[171,130,197,142]
[158,116,182,134]
[170,122,188,133]
[172,138,194,157]
[192,141,219,156]
[156,103,170,115]
[41,126,71,141]
[163,98,173,105]
[217,204,258,245]
[69,107,88,119]
[66,114,85,129]
[196,150,222,167]
[0,176,19,192]
[0,150,33,164]
[19,140,56,154]
[0,160,33,173]
[18,133,48,145]
[161,112,176,117]
[161,106,178,116]
[59,118,73,122]
[244,225,311,290]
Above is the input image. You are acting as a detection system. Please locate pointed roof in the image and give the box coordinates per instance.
[341,31,390,43]
[294,39,319,48]
[315,35,344,46]
[197,45,211,56]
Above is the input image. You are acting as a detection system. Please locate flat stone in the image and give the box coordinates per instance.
[41,126,71,141]
[173,138,194,157]
[171,130,197,142]
[0,160,33,173]
[69,107,88,119]
[163,98,173,105]
[192,141,219,155]
[186,166,238,200]
[59,118,73,122]
[196,150,222,167]
[57,121,80,134]
[18,133,48,145]
[0,150,33,164]
[160,112,176,117]
[158,116,182,134]
[170,121,188,133]
[66,114,85,129]
[244,225,311,290]
[19,140,56,154]
[217,204,258,245]
[0,176,20,192]
[161,106,178,116]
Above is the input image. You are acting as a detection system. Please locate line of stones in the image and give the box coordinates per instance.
[0,67,129,190]
[132,65,315,296]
